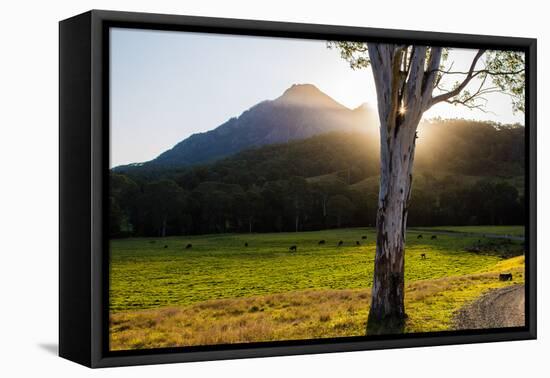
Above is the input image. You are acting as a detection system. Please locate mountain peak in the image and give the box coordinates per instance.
[283,83,322,96]
[353,102,374,112]
[276,84,346,110]
[116,84,375,170]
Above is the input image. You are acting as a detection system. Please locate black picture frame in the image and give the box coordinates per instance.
[59,9,537,368]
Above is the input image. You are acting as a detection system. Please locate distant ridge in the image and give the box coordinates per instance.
[113,84,378,171]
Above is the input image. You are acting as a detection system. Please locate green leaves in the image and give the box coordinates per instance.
[327,41,370,70]
[483,50,525,113]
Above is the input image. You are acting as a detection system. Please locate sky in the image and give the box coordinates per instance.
[110,28,525,168]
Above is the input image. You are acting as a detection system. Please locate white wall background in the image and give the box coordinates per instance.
[0,0,546,376]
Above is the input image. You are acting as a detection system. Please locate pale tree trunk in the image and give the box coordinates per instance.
[160,214,167,238]
[321,194,328,229]
[366,44,442,334]
[368,117,417,333]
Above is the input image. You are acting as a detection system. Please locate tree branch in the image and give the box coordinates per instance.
[421,47,443,111]
[427,49,486,108]
[403,46,427,111]
[429,68,525,76]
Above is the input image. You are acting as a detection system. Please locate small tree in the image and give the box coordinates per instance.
[285,177,310,232]
[142,180,185,237]
[327,194,354,228]
[329,42,525,333]
[244,189,264,233]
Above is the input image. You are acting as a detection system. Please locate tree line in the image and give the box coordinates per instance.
[110,119,525,237]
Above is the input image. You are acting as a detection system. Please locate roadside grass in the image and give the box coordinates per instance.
[110,255,524,350]
[405,255,524,332]
[110,227,524,312]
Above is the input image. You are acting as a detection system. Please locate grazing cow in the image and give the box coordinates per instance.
[318,240,326,245]
[289,245,297,252]
[421,253,426,259]
[185,243,192,249]
[431,235,437,240]
[499,273,513,281]
[164,245,168,249]
[361,235,367,240]
[338,240,344,247]
[356,241,361,246]
[244,242,248,247]
[417,234,423,239]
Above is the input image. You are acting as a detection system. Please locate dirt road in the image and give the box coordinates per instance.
[453,285,525,330]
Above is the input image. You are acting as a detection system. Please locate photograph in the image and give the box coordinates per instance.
[107,27,526,351]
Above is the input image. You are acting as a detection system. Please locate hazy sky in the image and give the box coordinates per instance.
[110,28,524,168]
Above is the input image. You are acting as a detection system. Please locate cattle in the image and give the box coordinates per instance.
[338,240,344,247]
[421,253,426,259]
[289,245,297,252]
[356,241,361,246]
[417,234,423,239]
[499,273,513,281]
[164,245,168,249]
[361,235,367,240]
[431,235,437,240]
[185,243,192,249]
[244,242,248,247]
[318,240,326,245]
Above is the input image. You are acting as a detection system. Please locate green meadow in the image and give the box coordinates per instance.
[109,226,525,350]
[417,225,526,236]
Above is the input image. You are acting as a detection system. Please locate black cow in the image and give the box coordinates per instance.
[431,235,437,240]
[499,273,513,281]
[164,245,168,249]
[185,243,192,249]
[244,242,248,247]
[289,245,297,252]
[361,235,367,240]
[318,240,326,245]
[356,241,361,246]
[338,240,344,247]
[421,253,426,259]
[417,234,423,239]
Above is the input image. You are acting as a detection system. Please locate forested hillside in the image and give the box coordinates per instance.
[111,119,525,237]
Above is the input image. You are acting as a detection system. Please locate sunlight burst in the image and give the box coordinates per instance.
[399,105,407,115]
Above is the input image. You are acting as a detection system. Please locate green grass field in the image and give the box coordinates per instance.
[416,225,525,236]
[109,226,525,350]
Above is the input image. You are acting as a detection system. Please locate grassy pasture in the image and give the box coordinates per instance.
[419,225,525,236]
[109,226,525,350]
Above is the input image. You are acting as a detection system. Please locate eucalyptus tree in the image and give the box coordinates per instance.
[329,42,525,333]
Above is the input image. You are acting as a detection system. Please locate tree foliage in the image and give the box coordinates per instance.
[328,42,525,114]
